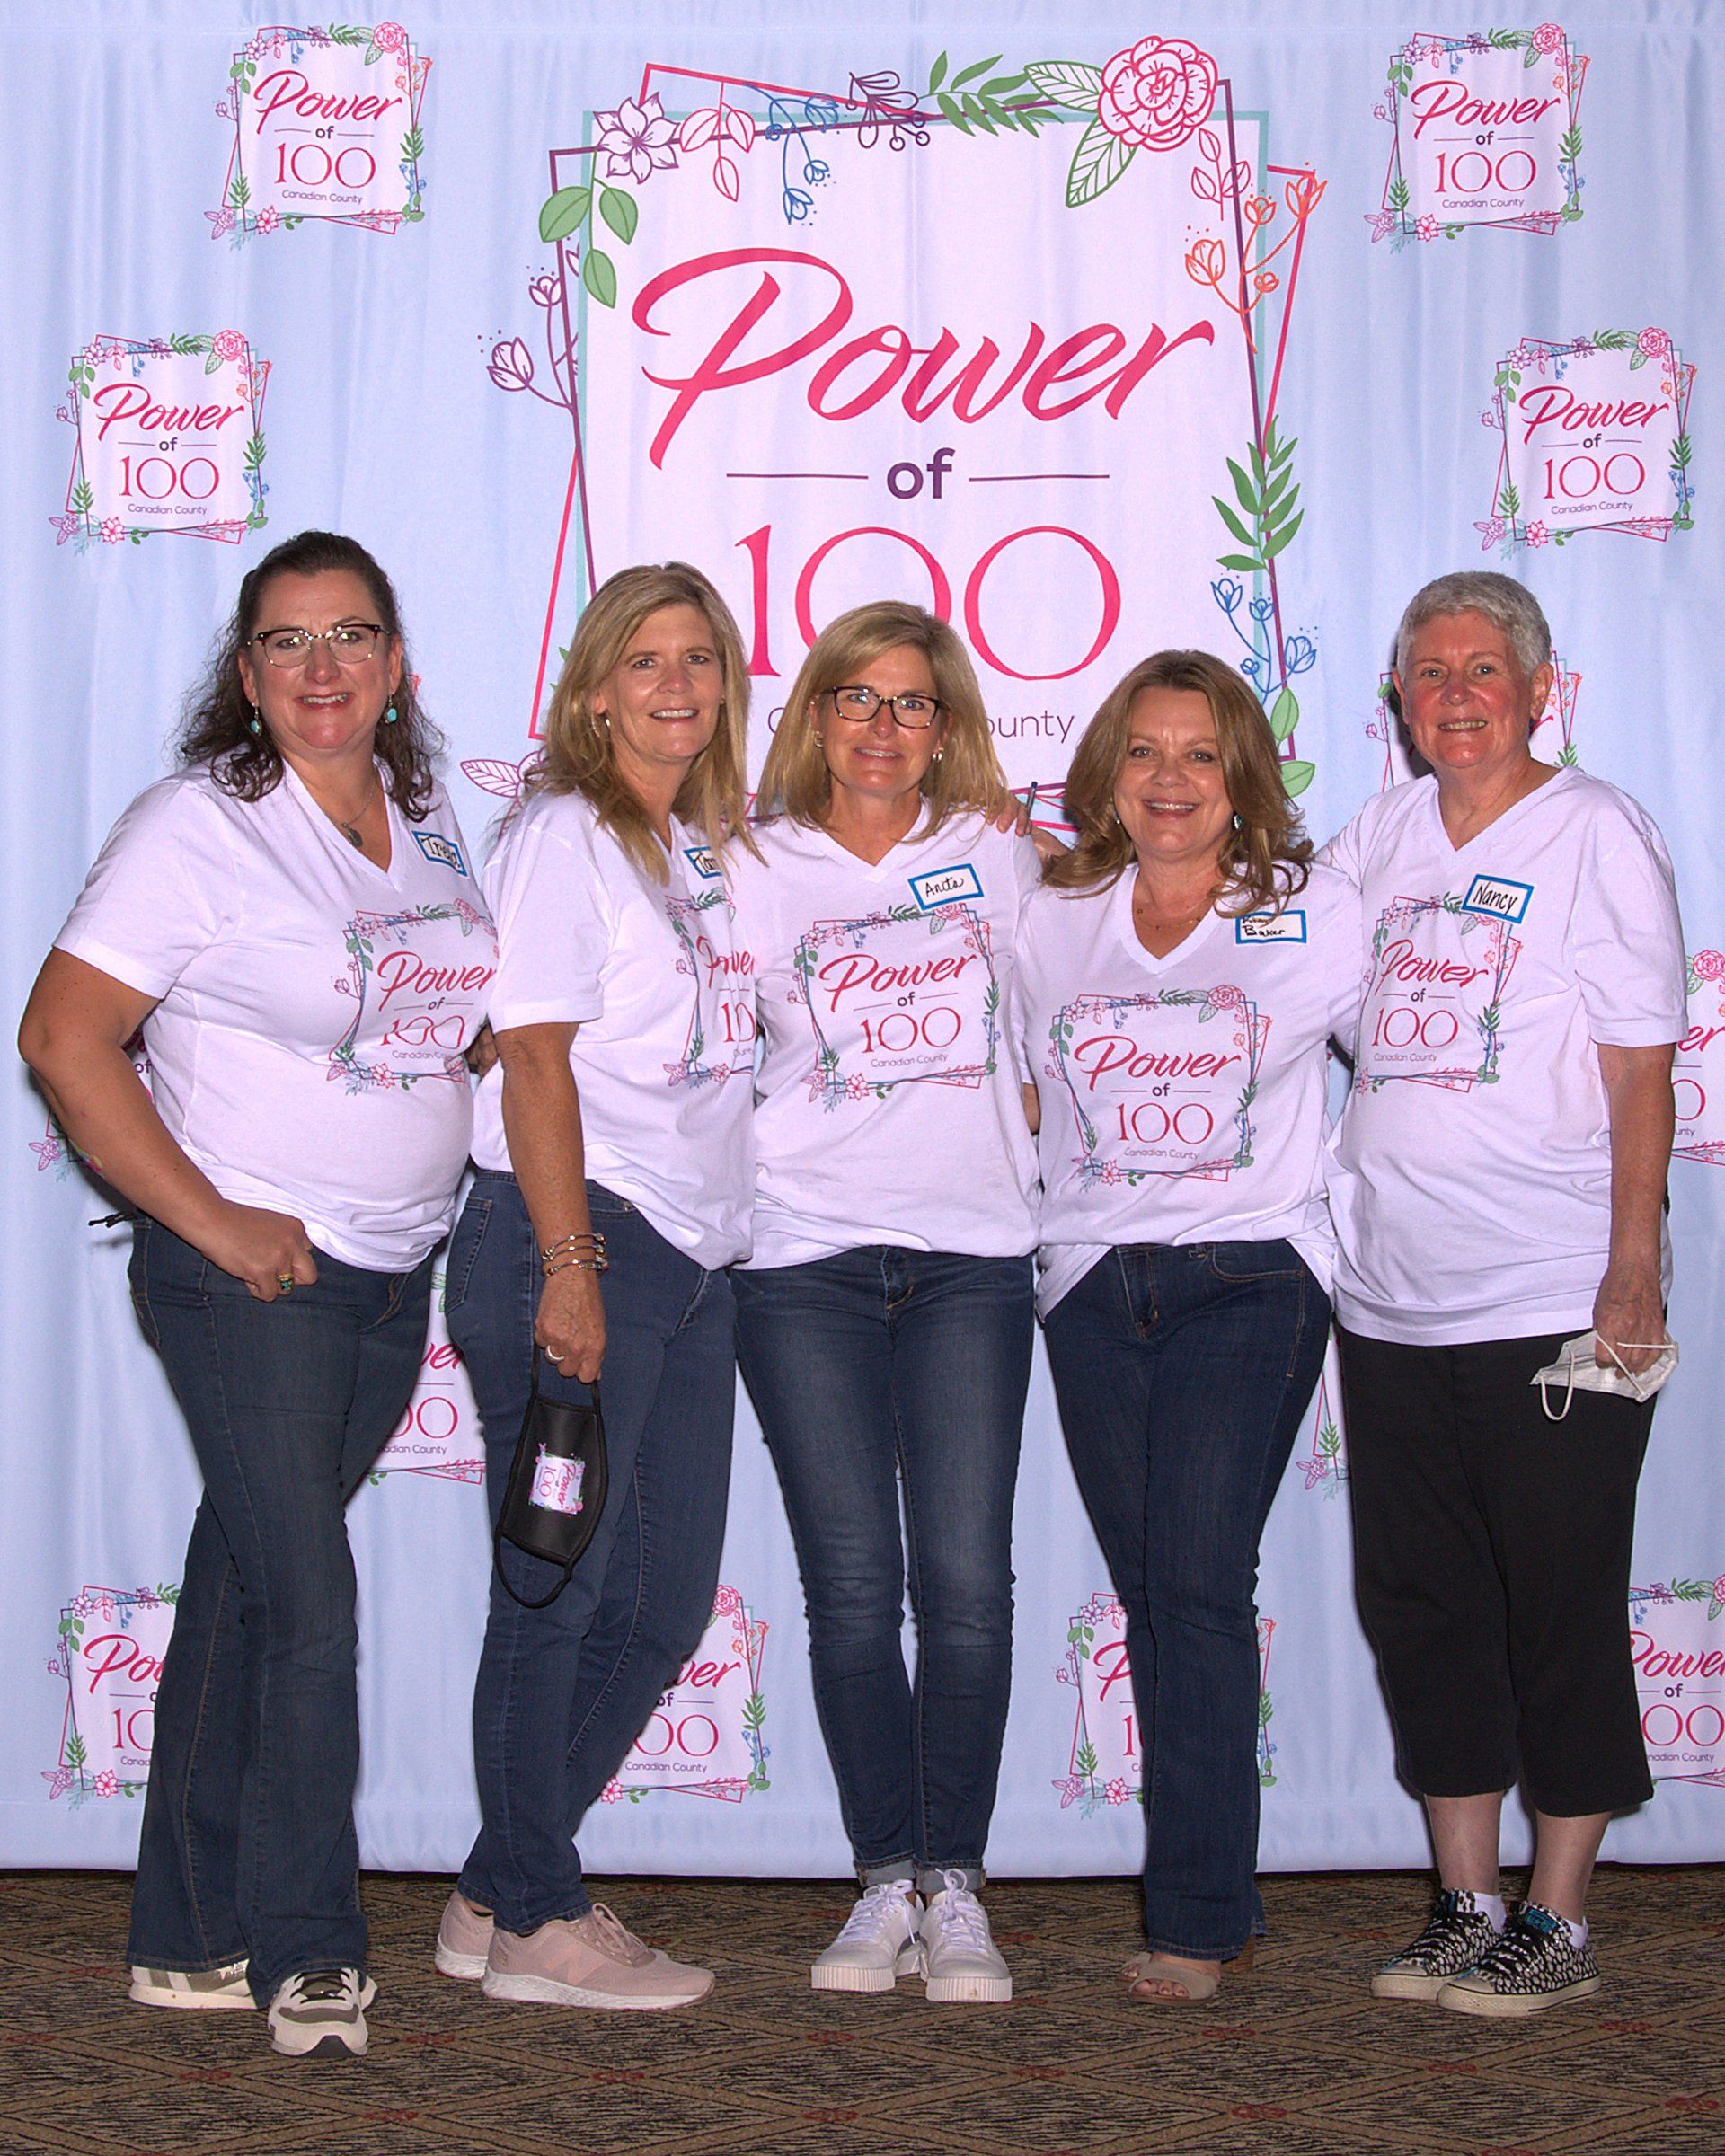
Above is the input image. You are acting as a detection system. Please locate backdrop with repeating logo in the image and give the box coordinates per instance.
[6,1,1723,1874]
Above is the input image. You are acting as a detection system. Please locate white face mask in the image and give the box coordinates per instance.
[1533,1331,1679,1420]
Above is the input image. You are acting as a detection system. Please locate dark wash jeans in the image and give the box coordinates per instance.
[451,1171,735,1937]
[1043,1241,1329,1961]
[125,1219,433,2005]
[733,1248,1033,1885]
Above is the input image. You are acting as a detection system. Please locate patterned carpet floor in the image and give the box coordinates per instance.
[1,1868,1722,2156]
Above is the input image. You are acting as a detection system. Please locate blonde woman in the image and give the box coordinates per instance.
[1018,651,1359,2003]
[433,563,756,2010]
[729,602,1040,2001]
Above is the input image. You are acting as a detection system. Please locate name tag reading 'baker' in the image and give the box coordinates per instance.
[1462,874,1533,923]
[1235,909,1306,944]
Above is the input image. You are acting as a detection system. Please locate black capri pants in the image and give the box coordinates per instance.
[1338,1325,1656,1818]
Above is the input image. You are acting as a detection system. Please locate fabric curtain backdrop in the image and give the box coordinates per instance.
[4,0,1721,1873]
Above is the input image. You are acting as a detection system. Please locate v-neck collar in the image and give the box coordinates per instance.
[811,803,933,885]
[1111,869,1226,976]
[1423,764,1570,858]
[282,758,396,882]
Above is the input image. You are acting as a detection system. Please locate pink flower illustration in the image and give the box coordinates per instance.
[1692,950,1725,982]
[256,206,279,234]
[486,338,535,393]
[1713,1572,1725,1604]
[1525,521,1551,548]
[1638,326,1672,358]
[594,93,678,184]
[600,1778,624,1804]
[1206,985,1245,1013]
[1367,210,1395,241]
[528,271,562,309]
[1416,213,1439,241]
[100,517,125,544]
[1530,22,1565,55]
[210,330,245,361]
[371,20,408,54]
[93,1769,120,1798]
[1097,37,1218,153]
[1105,1777,1131,1806]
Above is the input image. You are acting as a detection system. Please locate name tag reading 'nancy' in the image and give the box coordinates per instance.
[1462,874,1533,924]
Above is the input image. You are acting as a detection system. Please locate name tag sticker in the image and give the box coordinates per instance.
[683,844,722,880]
[909,862,983,911]
[1462,874,1533,924]
[1235,909,1306,944]
[413,831,468,877]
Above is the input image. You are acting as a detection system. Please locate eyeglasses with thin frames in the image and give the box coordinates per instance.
[825,685,943,729]
[251,623,387,668]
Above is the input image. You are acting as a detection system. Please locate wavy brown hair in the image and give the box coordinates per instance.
[177,529,440,817]
[525,562,753,881]
[1046,649,1312,913]
[754,601,1013,834]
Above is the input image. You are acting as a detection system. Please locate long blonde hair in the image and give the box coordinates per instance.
[526,562,754,880]
[754,601,1013,834]
[1045,649,1312,913]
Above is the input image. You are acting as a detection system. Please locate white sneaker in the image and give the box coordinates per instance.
[128,1957,253,2010]
[267,1967,376,2057]
[919,1872,1013,2003]
[810,1879,924,1993]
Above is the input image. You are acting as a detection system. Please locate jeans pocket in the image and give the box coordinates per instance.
[1206,1240,1302,1283]
[444,1198,493,1316]
[584,1182,638,1221]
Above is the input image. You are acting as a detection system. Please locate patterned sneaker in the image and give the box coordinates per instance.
[1370,1889,1504,2001]
[129,1957,253,2010]
[267,1967,376,2057]
[1438,1901,1602,2017]
[810,1879,923,1994]
[482,1904,713,2010]
[434,1890,493,1981]
[919,1872,1013,2004]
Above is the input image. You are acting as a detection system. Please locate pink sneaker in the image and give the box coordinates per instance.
[434,1890,494,1981]
[481,1904,714,2010]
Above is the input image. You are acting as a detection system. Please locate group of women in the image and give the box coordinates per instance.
[20,533,1685,2058]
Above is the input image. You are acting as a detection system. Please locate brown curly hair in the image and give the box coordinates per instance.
[176,529,440,817]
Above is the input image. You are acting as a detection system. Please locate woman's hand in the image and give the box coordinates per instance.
[465,1021,500,1079]
[200,1202,319,1300]
[535,1265,606,1385]
[1592,1259,1666,1374]
[989,790,1070,862]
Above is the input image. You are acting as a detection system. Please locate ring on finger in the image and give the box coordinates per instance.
[276,1274,296,1293]
[545,1348,565,1363]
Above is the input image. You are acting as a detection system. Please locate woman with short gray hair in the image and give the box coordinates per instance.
[1325,570,1685,2015]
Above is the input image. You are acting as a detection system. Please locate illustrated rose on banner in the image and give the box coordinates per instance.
[1019,39,1216,208]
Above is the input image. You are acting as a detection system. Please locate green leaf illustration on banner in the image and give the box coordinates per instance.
[540,185,591,243]
[1269,687,1299,743]
[1211,420,1300,578]
[326,22,367,45]
[933,54,1043,137]
[1066,115,1135,207]
[1023,59,1102,111]
[598,186,638,243]
[1280,759,1315,799]
[581,248,617,307]
[402,126,425,163]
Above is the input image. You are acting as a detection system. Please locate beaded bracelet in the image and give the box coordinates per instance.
[544,1251,610,1277]
[540,1230,606,1268]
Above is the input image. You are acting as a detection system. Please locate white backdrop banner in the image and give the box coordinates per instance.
[4,0,1723,1878]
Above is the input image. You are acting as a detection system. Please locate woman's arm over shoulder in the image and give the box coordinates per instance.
[1567,779,1686,1048]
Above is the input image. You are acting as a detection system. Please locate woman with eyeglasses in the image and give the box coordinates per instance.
[728,602,1040,2002]
[19,531,496,2057]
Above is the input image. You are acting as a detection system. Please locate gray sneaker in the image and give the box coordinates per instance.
[1371,1889,1505,2001]
[129,1957,253,2010]
[267,1967,376,2057]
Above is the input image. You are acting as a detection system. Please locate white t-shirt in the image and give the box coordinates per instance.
[1016,862,1362,1315]
[57,764,496,1271]
[729,812,1042,1268]
[1322,768,1686,1345]
[472,791,754,1268]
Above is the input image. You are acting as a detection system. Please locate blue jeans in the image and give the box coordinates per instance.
[124,1219,433,2004]
[1043,1241,1329,1960]
[450,1171,735,1936]
[733,1249,1033,1886]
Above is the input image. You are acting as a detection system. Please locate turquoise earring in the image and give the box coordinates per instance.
[247,707,263,738]
[384,702,399,726]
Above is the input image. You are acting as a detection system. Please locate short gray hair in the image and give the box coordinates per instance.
[1393,571,1552,680]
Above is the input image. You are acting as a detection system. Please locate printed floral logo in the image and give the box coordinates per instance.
[46,1585,177,1804]
[1296,1361,1349,1498]
[211,22,429,242]
[603,1586,769,1803]
[53,336,269,550]
[665,887,751,1090]
[790,905,1002,1108]
[332,900,493,1091]
[1371,25,1587,245]
[1357,896,1520,1092]
[1674,950,1725,1167]
[1057,1594,1277,1810]
[1629,1574,1725,1789]
[1481,331,1694,549]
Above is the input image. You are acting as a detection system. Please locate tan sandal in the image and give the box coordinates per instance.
[1120,1936,1253,2004]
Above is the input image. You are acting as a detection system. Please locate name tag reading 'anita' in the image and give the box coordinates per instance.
[910,862,984,912]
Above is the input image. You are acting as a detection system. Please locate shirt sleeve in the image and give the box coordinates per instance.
[482,800,611,1031]
[1314,869,1367,1055]
[1568,794,1687,1047]
[54,777,235,1000]
[1314,802,1367,889]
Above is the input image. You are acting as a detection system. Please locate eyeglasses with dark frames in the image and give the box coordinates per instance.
[251,623,387,668]
[825,685,943,729]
